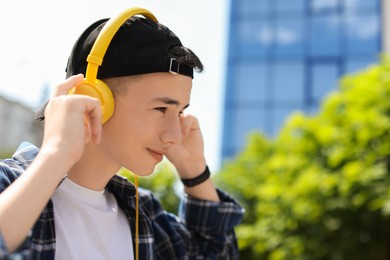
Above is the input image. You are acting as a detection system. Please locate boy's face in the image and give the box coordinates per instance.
[101,72,192,175]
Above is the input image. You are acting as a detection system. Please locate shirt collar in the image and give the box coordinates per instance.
[107,175,136,197]
[12,142,39,170]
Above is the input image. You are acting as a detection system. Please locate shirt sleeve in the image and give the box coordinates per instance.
[0,162,14,259]
[178,189,245,259]
[0,142,38,193]
[0,231,9,259]
[0,162,22,194]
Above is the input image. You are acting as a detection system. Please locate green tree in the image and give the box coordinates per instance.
[0,150,13,160]
[214,57,390,259]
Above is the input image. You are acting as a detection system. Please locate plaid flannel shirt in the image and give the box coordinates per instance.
[0,143,244,259]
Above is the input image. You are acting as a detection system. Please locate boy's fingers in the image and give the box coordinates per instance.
[36,74,85,121]
[53,74,84,96]
[180,115,199,139]
[180,115,192,139]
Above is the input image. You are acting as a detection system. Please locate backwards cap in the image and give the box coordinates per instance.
[66,16,194,79]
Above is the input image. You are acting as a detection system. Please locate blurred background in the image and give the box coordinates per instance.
[221,0,382,159]
[2,0,390,259]
[0,0,385,172]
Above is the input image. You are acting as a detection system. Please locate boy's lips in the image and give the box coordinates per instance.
[147,148,164,161]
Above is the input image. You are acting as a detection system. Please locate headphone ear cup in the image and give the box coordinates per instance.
[68,79,114,124]
[95,79,115,124]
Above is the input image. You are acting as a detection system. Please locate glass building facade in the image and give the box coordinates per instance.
[221,0,382,160]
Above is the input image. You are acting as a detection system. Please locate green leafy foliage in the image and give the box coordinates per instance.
[214,57,390,259]
[0,150,13,159]
[119,161,181,214]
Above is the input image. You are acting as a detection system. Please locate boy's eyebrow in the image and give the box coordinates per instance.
[152,97,190,109]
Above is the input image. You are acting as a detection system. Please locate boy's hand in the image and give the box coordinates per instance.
[165,114,219,201]
[165,114,206,179]
[41,74,102,167]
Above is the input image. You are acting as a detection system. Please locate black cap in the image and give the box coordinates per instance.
[66,16,194,79]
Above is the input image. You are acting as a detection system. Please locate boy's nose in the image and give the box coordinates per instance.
[160,118,183,145]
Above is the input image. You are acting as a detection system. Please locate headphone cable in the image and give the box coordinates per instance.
[134,174,139,260]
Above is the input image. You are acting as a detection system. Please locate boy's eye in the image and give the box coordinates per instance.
[155,107,167,113]
[155,107,184,117]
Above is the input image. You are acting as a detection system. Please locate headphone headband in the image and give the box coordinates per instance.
[85,7,158,83]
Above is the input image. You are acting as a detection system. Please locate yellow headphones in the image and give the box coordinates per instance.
[68,7,158,124]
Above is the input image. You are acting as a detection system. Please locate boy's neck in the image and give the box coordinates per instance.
[66,145,120,191]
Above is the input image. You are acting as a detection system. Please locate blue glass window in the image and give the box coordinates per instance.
[275,19,304,57]
[273,107,301,135]
[311,63,339,102]
[234,62,268,102]
[343,0,379,11]
[232,108,266,148]
[237,0,268,16]
[228,22,241,59]
[346,57,377,75]
[345,13,380,54]
[310,0,339,14]
[274,62,305,103]
[276,0,305,15]
[310,15,341,57]
[237,20,269,58]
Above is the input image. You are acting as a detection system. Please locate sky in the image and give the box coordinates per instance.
[0,0,229,172]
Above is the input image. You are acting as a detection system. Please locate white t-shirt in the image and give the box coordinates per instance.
[51,178,134,260]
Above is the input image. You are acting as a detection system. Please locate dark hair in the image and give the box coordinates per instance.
[169,45,204,73]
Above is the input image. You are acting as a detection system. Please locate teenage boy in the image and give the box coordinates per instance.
[0,14,244,259]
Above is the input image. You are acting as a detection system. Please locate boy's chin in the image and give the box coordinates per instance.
[127,164,158,177]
